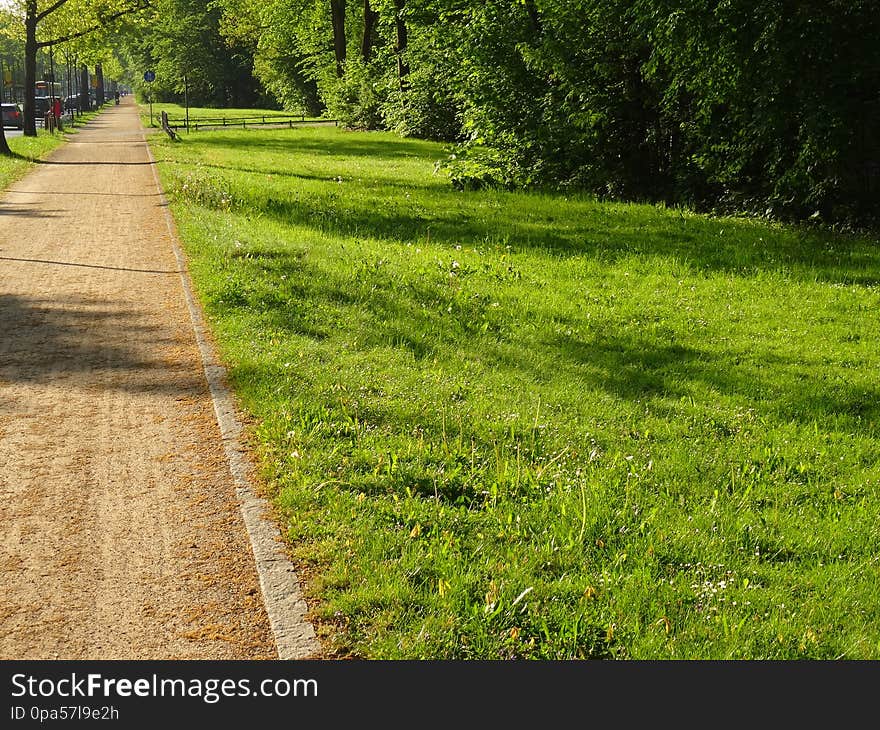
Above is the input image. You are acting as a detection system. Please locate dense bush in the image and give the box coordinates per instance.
[437,0,879,223]
[140,0,879,224]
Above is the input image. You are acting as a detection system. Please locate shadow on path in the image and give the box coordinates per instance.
[0,294,204,395]
[0,204,63,218]
[34,160,156,167]
[0,256,180,275]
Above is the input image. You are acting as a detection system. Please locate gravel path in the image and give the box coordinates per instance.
[0,101,281,659]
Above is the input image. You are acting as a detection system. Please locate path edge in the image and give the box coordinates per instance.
[142,132,322,660]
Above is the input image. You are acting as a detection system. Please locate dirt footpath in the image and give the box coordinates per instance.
[0,102,277,659]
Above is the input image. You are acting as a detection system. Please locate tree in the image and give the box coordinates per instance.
[391,0,407,92]
[94,60,103,104]
[330,0,345,77]
[0,18,23,155]
[122,0,268,109]
[7,0,151,138]
[361,0,378,62]
[213,0,327,115]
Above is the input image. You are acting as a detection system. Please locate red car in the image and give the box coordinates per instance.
[2,103,23,129]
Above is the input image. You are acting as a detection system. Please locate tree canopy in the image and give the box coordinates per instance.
[4,0,878,223]
[196,0,879,223]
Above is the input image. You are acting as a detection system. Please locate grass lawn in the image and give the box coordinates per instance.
[148,125,880,659]
[139,103,326,129]
[0,107,108,189]
[0,131,66,189]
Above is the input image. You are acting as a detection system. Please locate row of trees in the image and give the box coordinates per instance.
[0,0,151,154]
[3,2,877,223]
[202,0,876,223]
[120,0,271,109]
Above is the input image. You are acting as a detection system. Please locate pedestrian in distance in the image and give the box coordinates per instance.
[49,97,62,131]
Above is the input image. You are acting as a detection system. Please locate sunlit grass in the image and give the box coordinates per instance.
[0,131,66,189]
[0,108,106,190]
[149,125,880,659]
[139,103,326,129]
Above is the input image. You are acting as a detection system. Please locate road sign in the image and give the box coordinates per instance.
[143,71,155,83]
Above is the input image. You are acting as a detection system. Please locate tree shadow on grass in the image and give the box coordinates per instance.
[190,130,440,161]
[178,158,880,287]
[164,158,450,193]
[543,333,880,428]
[210,248,880,434]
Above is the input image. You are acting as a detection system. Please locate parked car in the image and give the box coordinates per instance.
[1,102,23,129]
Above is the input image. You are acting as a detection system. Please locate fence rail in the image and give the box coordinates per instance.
[163,115,338,132]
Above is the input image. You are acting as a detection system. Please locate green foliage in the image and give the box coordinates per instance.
[381,48,463,141]
[125,0,269,108]
[438,143,516,191]
[0,130,65,184]
[322,56,387,130]
[151,125,880,658]
[439,0,880,222]
[231,0,326,115]
[642,0,880,221]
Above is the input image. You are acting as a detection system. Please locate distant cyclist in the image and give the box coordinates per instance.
[114,91,120,105]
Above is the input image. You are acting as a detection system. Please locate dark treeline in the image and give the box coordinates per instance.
[138,0,880,224]
[126,0,276,110]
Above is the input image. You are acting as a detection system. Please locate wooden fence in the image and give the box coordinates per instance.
[162,115,337,133]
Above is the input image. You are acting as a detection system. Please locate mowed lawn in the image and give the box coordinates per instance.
[148,125,880,659]
[141,103,325,129]
[0,131,66,189]
[0,108,109,189]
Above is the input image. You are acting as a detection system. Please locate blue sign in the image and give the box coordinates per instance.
[143,71,156,83]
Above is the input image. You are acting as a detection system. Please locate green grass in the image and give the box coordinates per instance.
[139,103,325,129]
[0,130,66,188]
[149,125,880,659]
[0,108,107,189]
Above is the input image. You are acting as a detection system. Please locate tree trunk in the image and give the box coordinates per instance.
[71,57,78,114]
[95,64,104,105]
[66,55,73,108]
[330,0,346,77]
[23,0,38,137]
[393,0,409,92]
[524,0,542,34]
[0,123,10,156]
[80,66,90,111]
[362,0,379,62]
